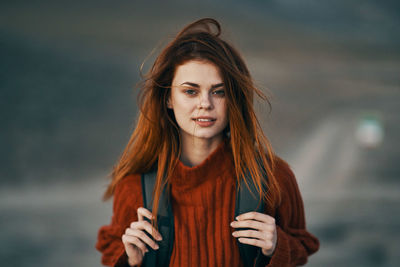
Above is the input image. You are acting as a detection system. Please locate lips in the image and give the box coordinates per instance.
[192,117,216,127]
[193,118,216,121]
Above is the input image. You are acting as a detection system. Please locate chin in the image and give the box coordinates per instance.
[181,126,227,141]
[193,131,224,140]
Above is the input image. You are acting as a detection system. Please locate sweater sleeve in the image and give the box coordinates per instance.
[266,158,320,267]
[95,174,143,267]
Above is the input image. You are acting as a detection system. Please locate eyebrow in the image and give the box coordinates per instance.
[180,82,224,89]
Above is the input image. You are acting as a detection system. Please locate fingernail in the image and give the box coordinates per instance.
[157,235,163,241]
[232,232,237,236]
[155,244,159,250]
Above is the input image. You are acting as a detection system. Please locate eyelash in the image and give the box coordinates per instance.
[212,89,225,96]
[183,89,225,97]
[184,89,197,95]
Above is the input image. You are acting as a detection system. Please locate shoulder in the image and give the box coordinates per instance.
[273,156,295,181]
[110,173,144,227]
[269,156,309,229]
[272,156,301,197]
[114,173,142,201]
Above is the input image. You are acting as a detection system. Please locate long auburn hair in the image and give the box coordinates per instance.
[103,18,281,221]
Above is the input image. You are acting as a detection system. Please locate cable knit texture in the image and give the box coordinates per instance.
[96,140,319,266]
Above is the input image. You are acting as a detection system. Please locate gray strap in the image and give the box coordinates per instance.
[141,170,174,267]
[141,168,267,267]
[235,176,267,267]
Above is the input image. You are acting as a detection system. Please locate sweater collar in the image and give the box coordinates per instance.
[171,138,233,189]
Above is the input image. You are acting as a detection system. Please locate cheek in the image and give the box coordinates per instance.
[172,97,196,117]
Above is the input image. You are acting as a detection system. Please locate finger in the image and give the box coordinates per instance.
[230,220,273,231]
[125,228,160,250]
[236,212,275,224]
[237,237,274,251]
[137,207,154,222]
[232,229,272,240]
[122,234,148,254]
[130,221,163,241]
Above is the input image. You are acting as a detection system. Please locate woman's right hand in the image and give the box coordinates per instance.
[122,207,163,266]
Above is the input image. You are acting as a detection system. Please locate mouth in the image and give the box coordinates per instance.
[192,117,216,122]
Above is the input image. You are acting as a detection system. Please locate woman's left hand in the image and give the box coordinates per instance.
[230,212,277,257]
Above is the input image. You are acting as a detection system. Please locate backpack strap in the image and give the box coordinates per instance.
[141,168,268,267]
[235,176,269,267]
[141,169,174,267]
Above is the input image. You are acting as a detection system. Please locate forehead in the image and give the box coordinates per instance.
[172,60,223,85]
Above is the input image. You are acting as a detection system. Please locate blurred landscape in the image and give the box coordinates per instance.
[1,0,399,266]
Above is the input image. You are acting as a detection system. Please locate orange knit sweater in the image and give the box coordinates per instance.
[96,141,319,266]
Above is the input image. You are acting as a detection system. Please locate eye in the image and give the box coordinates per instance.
[212,89,225,97]
[184,89,198,96]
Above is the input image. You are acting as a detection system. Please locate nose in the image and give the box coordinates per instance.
[198,93,213,110]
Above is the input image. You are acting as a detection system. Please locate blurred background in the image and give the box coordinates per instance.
[1,0,399,266]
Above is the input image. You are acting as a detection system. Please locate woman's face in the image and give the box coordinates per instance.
[168,60,228,144]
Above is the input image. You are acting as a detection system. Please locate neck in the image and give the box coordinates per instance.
[180,135,224,167]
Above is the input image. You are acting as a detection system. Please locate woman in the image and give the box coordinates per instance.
[96,18,319,266]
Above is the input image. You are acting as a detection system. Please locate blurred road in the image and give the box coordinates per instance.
[0,179,111,266]
[287,110,400,266]
[1,0,399,266]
